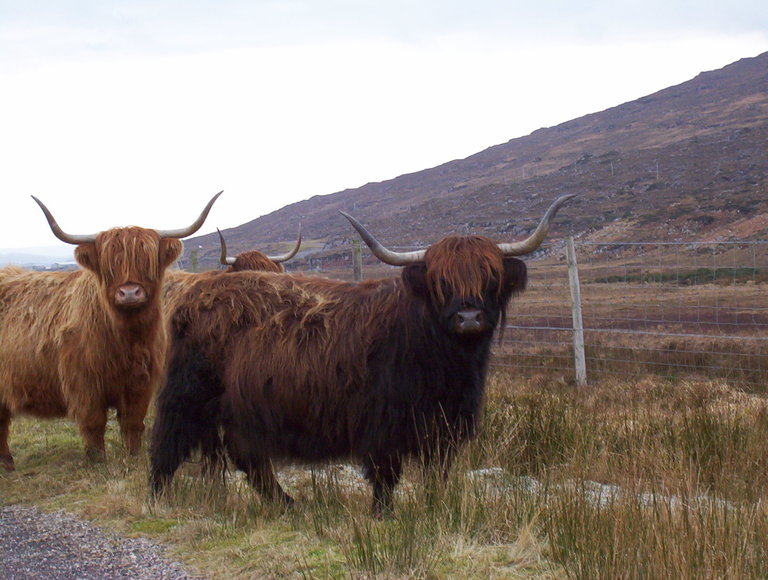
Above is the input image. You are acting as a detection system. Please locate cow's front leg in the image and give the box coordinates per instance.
[76,406,108,462]
[117,386,152,456]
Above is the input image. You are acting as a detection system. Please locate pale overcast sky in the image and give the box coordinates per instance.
[2,1,767,251]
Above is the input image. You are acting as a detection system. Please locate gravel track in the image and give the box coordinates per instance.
[0,505,205,580]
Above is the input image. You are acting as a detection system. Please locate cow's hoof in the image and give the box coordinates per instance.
[85,448,106,463]
[0,455,15,471]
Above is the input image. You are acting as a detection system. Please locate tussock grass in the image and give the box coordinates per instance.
[2,374,768,578]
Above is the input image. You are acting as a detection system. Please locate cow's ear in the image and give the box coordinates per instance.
[401,263,429,298]
[74,243,99,274]
[502,257,527,296]
[160,239,183,269]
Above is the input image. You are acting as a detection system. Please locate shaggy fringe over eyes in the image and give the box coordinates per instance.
[424,236,506,304]
[96,228,162,285]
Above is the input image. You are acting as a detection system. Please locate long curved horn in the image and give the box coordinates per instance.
[267,224,302,263]
[497,193,578,256]
[31,196,97,245]
[217,228,236,265]
[339,211,426,266]
[341,193,577,266]
[31,190,224,246]
[155,190,224,239]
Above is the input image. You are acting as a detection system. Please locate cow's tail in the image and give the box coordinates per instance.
[150,338,223,496]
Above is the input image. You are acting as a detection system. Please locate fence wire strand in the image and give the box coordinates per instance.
[493,240,768,390]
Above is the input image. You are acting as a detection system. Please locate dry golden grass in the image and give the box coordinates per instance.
[2,355,768,578]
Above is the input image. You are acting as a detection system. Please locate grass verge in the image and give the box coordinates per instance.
[2,373,767,578]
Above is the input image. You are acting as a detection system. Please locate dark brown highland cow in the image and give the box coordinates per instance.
[0,192,222,470]
[150,195,575,514]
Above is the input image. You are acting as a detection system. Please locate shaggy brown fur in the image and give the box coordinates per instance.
[162,248,287,326]
[151,235,528,514]
[424,236,509,304]
[225,251,285,273]
[0,227,182,469]
[158,248,292,476]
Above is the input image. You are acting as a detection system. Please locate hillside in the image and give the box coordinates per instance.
[186,52,768,270]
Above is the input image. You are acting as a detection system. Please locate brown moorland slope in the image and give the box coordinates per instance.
[186,52,768,270]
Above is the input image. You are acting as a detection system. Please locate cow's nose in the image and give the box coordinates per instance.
[452,309,488,334]
[115,283,148,307]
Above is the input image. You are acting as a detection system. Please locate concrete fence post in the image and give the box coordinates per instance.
[566,236,588,387]
[353,239,363,281]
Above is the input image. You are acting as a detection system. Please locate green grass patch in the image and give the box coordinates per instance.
[590,267,762,285]
[130,518,179,534]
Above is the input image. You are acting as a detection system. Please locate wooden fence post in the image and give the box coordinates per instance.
[352,239,363,281]
[566,236,588,387]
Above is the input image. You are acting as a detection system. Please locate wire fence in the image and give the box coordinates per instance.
[497,240,768,391]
